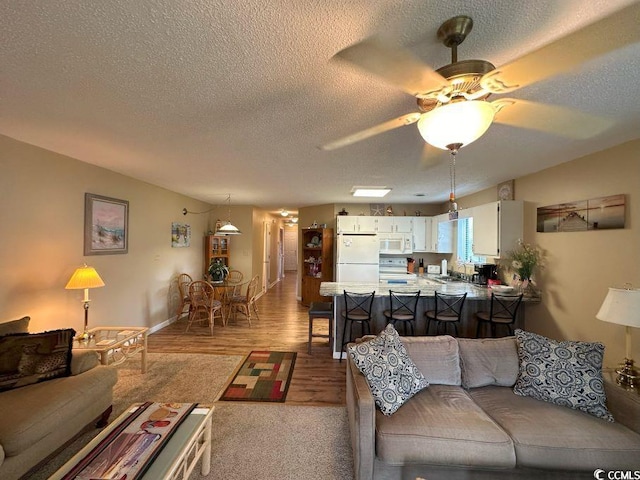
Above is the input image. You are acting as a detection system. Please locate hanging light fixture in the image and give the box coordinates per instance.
[417,100,495,151]
[215,194,241,235]
[448,147,460,219]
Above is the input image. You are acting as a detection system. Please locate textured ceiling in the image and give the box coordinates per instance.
[1,0,639,213]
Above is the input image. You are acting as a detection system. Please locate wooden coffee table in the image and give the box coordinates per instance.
[73,326,148,373]
[49,403,214,480]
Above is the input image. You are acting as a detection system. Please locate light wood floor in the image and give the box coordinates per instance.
[148,273,346,405]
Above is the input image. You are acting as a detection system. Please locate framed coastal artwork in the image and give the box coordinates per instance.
[536,194,625,233]
[171,222,191,247]
[84,193,129,255]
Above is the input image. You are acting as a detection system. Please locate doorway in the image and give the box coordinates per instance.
[283,227,298,272]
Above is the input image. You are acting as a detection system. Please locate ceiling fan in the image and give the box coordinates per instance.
[321,4,640,161]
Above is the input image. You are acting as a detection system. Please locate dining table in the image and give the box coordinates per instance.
[209,278,249,324]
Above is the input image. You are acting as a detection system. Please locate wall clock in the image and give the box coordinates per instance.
[497,180,514,201]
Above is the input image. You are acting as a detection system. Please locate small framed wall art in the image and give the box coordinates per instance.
[497,180,514,201]
[172,222,191,247]
[84,193,129,255]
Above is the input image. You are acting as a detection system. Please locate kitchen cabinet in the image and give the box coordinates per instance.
[336,216,377,234]
[412,217,432,252]
[428,214,453,253]
[471,200,523,257]
[376,216,413,233]
[301,227,334,305]
[204,235,230,276]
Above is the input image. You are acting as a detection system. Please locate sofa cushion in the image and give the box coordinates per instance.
[513,329,613,421]
[469,386,640,471]
[0,329,74,391]
[0,365,117,457]
[400,335,461,385]
[458,337,519,389]
[348,324,429,415]
[0,316,30,336]
[375,385,515,468]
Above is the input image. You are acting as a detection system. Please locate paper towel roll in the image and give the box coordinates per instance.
[441,259,447,276]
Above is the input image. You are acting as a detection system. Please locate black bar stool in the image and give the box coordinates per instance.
[308,302,333,354]
[425,292,467,336]
[383,290,421,336]
[475,293,524,338]
[340,291,375,362]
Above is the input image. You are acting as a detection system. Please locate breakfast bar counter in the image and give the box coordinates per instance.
[320,277,540,359]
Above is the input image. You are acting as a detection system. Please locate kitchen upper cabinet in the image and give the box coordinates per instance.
[472,200,523,257]
[428,214,453,253]
[376,216,413,233]
[336,215,377,234]
[412,217,432,252]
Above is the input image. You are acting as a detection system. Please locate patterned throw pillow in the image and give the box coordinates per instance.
[513,329,613,421]
[348,324,429,415]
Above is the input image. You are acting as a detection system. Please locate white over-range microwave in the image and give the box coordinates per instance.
[379,234,413,254]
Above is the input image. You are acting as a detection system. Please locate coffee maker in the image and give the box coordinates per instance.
[474,264,498,285]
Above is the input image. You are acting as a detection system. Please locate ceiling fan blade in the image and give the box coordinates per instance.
[320,112,421,151]
[492,98,614,139]
[419,142,447,169]
[481,2,640,94]
[334,38,449,99]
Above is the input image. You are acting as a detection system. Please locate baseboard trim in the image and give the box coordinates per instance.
[150,316,178,334]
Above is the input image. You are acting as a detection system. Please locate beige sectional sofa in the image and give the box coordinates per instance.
[0,317,118,480]
[347,333,640,480]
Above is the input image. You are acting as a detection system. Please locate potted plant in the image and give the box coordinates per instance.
[208,259,229,282]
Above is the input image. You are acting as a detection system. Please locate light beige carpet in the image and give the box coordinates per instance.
[27,352,354,480]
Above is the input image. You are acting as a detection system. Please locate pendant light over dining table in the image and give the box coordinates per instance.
[215,194,241,236]
[182,193,242,236]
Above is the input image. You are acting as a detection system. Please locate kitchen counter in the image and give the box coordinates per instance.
[320,275,541,300]
[320,276,541,359]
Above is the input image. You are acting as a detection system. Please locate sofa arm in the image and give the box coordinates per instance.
[605,378,640,434]
[70,350,100,376]
[346,354,376,480]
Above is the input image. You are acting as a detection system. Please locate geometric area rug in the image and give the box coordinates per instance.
[219,350,297,402]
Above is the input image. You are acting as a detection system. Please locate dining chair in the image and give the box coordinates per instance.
[176,273,193,319]
[425,292,467,336]
[475,292,524,338]
[383,290,421,336]
[229,275,260,326]
[187,280,223,334]
[226,269,244,296]
[340,291,375,362]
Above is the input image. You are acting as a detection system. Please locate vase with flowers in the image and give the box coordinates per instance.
[504,240,544,296]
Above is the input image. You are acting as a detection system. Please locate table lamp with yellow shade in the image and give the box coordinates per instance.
[65,264,105,341]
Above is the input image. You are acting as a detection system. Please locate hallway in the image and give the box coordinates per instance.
[148,274,346,405]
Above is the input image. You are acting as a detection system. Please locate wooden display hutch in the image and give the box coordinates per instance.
[301,227,333,306]
[204,235,230,277]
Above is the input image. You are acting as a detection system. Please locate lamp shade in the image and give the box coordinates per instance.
[65,265,105,290]
[417,100,495,151]
[216,222,242,235]
[596,287,640,327]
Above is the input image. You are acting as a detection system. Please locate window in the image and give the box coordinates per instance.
[457,218,473,263]
[457,217,486,264]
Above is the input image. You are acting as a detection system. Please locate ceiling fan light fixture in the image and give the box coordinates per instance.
[417,100,495,151]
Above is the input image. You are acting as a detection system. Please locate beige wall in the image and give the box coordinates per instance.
[455,139,640,367]
[1,135,211,333]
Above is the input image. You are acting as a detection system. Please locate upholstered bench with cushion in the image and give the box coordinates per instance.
[0,316,118,480]
[346,326,640,480]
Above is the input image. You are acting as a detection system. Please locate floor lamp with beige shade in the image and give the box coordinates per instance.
[596,287,640,389]
[65,264,105,341]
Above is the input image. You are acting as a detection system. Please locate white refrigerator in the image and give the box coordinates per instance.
[336,234,379,282]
